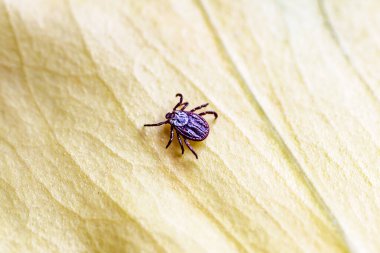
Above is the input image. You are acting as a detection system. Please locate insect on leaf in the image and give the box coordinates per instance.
[1,0,379,252]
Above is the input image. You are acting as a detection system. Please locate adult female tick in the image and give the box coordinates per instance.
[144,93,218,159]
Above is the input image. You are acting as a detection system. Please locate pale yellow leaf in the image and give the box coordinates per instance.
[1,0,379,252]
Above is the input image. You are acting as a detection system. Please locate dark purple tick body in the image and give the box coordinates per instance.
[144,93,218,159]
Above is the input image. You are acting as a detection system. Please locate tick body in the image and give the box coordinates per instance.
[144,93,218,159]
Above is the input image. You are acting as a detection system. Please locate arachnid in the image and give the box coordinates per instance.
[144,93,218,159]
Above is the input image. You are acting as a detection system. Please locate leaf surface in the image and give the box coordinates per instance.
[1,0,379,252]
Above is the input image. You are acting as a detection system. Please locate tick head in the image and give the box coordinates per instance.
[165,112,173,119]
[170,111,189,127]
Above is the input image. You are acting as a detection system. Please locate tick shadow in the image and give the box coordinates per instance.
[167,137,205,167]
[141,124,205,167]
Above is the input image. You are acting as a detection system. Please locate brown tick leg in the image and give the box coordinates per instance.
[190,103,208,112]
[184,139,198,159]
[180,102,189,111]
[173,93,183,110]
[144,120,169,127]
[199,111,218,119]
[166,125,174,148]
[176,130,184,154]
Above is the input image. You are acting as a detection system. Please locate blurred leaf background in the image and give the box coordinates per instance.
[1,0,380,252]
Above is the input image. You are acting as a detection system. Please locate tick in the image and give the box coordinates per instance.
[144,93,218,159]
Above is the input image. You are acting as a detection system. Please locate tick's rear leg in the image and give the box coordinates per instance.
[144,120,169,127]
[190,103,208,112]
[199,111,218,119]
[184,139,198,159]
[176,130,184,154]
[166,126,174,148]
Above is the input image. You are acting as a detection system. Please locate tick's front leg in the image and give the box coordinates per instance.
[190,103,208,112]
[144,120,169,127]
[180,102,189,111]
[184,139,198,159]
[173,93,184,110]
[199,111,218,119]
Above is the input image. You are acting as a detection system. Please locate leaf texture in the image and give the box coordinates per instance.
[0,0,379,252]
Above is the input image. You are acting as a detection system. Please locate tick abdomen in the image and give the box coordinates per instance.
[176,112,209,141]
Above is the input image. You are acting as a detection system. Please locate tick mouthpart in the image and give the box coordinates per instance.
[165,112,173,119]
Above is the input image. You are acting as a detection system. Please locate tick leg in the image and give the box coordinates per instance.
[199,111,218,119]
[190,103,208,112]
[166,125,174,148]
[144,120,169,127]
[184,139,198,159]
[176,130,184,154]
[173,93,184,110]
[180,102,189,111]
